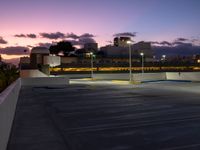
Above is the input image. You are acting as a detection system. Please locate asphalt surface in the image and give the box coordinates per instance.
[7,80,200,150]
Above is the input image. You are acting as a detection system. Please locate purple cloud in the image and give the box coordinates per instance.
[37,42,52,48]
[80,33,95,38]
[66,33,79,39]
[160,41,172,46]
[151,41,160,45]
[14,34,26,38]
[175,38,188,42]
[153,42,200,56]
[79,37,96,44]
[114,32,137,37]
[0,46,30,55]
[65,38,96,46]
[0,37,8,44]
[40,32,65,39]
[15,33,37,38]
[151,41,172,46]
[66,33,95,40]
[191,39,199,42]
[27,34,37,38]
[173,42,193,47]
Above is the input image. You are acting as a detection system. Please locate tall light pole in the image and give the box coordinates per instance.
[140,52,144,75]
[90,52,94,79]
[127,41,132,82]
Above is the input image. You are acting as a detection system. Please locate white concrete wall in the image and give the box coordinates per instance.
[0,79,21,150]
[132,73,166,82]
[59,72,200,82]
[20,69,48,78]
[61,57,78,64]
[21,77,69,86]
[93,73,129,80]
[43,56,61,67]
[166,72,200,81]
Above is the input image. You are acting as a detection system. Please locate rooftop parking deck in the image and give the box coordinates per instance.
[7,80,200,150]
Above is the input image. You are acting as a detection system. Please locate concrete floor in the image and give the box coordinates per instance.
[7,80,200,150]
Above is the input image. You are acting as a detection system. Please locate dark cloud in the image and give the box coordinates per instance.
[66,33,79,39]
[80,33,95,38]
[113,32,137,37]
[151,41,160,45]
[151,41,172,46]
[66,33,95,40]
[175,38,188,42]
[14,34,26,38]
[153,44,200,57]
[65,33,96,45]
[0,46,30,55]
[65,38,96,46]
[160,41,172,46]
[191,39,199,42]
[172,41,193,47]
[152,37,200,56]
[0,37,8,44]
[15,33,37,38]
[78,37,96,45]
[40,32,65,39]
[27,34,37,38]
[172,41,185,45]
[16,32,96,46]
[37,43,52,48]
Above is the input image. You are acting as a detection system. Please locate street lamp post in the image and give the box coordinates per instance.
[127,41,132,82]
[90,52,94,79]
[140,52,144,75]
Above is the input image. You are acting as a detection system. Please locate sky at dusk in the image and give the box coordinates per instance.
[0,0,200,63]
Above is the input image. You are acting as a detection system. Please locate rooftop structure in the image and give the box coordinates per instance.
[100,41,153,58]
[20,47,61,77]
[31,47,50,54]
[114,36,131,47]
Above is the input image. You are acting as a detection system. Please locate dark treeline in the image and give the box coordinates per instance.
[0,63,19,92]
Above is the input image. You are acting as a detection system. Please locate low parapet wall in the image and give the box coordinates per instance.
[132,72,200,82]
[0,79,21,150]
[132,73,166,82]
[21,77,69,86]
[166,72,200,81]
[93,73,129,80]
[20,69,48,78]
[61,72,200,82]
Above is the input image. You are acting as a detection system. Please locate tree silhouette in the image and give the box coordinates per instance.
[49,41,75,56]
[0,63,19,92]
